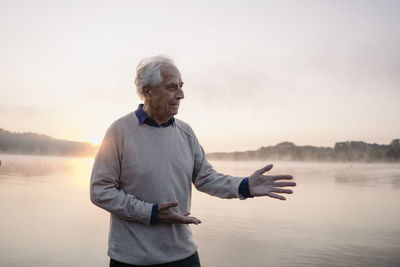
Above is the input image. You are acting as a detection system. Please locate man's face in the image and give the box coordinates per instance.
[147,64,184,120]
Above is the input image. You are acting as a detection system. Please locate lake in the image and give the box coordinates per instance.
[0,154,399,267]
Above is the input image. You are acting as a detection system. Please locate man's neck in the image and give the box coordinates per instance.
[142,103,171,125]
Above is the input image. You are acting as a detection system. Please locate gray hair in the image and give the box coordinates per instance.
[134,55,175,99]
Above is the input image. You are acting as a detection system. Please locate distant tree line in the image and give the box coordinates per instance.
[1,128,399,162]
[0,128,98,156]
[207,140,400,162]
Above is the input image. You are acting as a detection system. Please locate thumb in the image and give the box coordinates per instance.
[256,164,273,175]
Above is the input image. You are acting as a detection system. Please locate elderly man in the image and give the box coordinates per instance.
[90,55,296,267]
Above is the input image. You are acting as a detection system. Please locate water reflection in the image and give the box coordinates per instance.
[333,163,400,190]
[0,154,94,188]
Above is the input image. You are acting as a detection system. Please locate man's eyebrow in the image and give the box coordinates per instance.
[166,81,184,86]
[166,82,178,86]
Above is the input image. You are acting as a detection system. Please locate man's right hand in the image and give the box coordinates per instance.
[157,201,201,225]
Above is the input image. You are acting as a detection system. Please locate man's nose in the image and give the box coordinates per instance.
[176,88,184,99]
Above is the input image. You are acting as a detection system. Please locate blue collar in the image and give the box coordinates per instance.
[135,104,175,128]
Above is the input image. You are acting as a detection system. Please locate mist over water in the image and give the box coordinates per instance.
[0,155,399,266]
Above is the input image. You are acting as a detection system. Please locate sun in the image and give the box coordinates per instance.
[89,136,103,146]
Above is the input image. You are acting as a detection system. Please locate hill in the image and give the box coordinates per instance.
[207,140,400,162]
[0,128,98,156]
[1,128,399,162]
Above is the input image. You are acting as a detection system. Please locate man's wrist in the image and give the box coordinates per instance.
[238,177,253,199]
[150,204,158,224]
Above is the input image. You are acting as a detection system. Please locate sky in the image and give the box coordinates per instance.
[0,0,399,152]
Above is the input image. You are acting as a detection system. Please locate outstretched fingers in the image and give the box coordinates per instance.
[274,181,297,187]
[158,202,202,225]
[181,215,202,225]
[271,175,293,181]
[272,188,293,194]
[250,164,296,200]
[256,164,273,175]
[178,212,201,224]
[267,192,286,200]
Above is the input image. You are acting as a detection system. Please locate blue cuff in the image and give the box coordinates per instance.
[239,178,253,199]
[150,204,158,225]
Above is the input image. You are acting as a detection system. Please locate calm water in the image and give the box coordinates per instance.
[0,154,399,267]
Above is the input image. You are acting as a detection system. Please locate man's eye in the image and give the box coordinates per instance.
[167,85,178,90]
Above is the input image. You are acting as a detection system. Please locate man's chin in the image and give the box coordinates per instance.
[169,107,179,115]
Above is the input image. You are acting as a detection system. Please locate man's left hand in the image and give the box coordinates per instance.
[248,164,296,200]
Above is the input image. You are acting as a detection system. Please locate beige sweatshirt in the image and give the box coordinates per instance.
[90,112,243,265]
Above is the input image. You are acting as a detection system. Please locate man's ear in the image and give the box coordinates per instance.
[143,85,152,100]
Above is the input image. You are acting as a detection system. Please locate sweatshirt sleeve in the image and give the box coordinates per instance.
[191,134,243,199]
[90,125,153,225]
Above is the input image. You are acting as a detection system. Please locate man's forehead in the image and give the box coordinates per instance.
[161,63,182,81]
